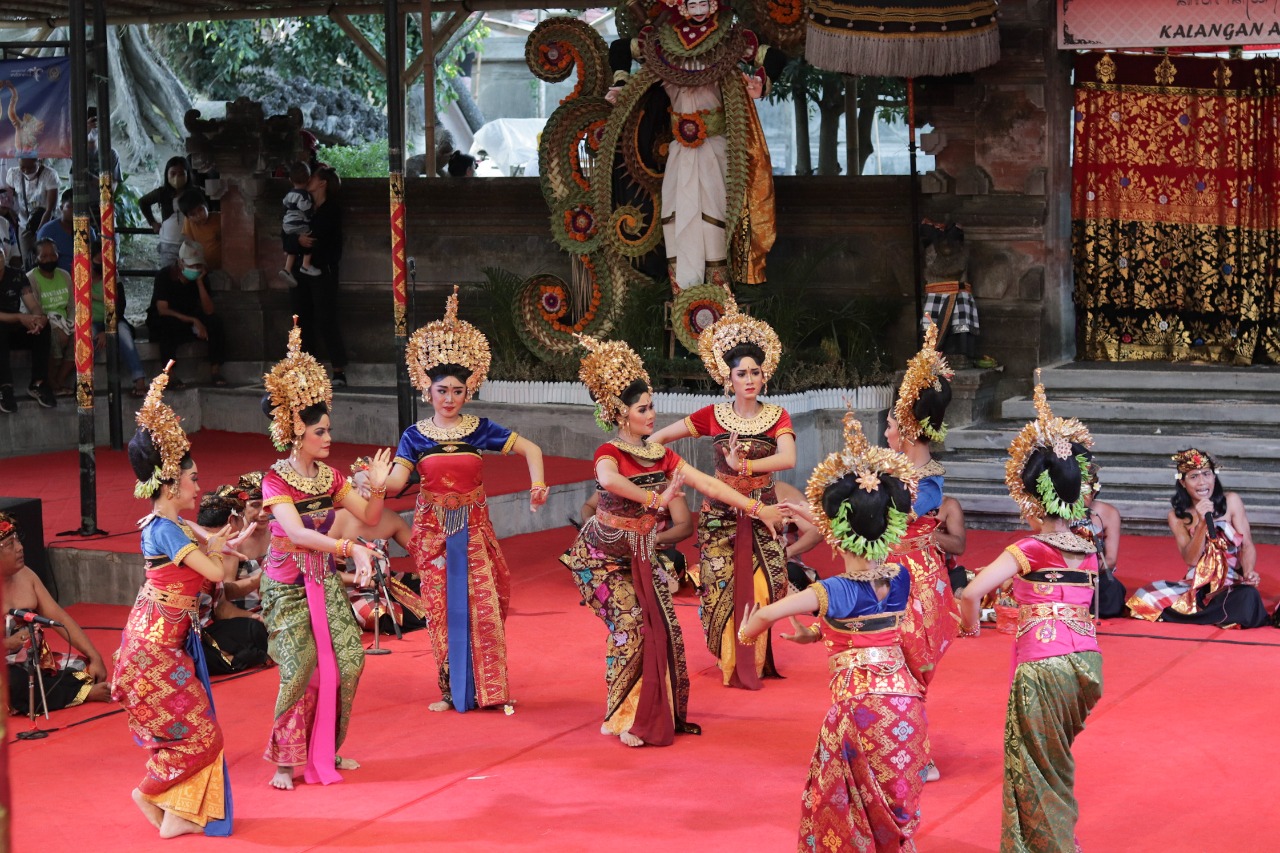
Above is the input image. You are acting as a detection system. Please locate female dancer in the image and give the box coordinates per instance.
[650,294,794,689]
[739,413,928,853]
[1126,449,1267,628]
[382,287,547,713]
[114,365,236,837]
[563,335,784,747]
[260,319,391,790]
[959,375,1102,852]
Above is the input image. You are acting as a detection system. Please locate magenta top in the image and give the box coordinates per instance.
[1005,537,1101,667]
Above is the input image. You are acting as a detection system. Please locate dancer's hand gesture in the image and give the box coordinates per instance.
[351,546,374,588]
[530,483,549,512]
[366,448,393,490]
[780,616,819,644]
[721,431,743,473]
[659,471,686,510]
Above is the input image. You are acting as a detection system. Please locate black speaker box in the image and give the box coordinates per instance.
[0,496,54,598]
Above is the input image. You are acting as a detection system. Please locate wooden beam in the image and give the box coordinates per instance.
[330,10,386,75]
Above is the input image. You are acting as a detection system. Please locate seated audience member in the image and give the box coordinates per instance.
[932,495,969,595]
[1126,449,1269,628]
[179,188,222,272]
[36,189,96,274]
[25,238,73,395]
[85,107,123,191]
[579,483,695,595]
[774,480,823,592]
[148,240,227,387]
[194,490,268,674]
[138,156,192,268]
[1072,463,1126,618]
[2,512,110,713]
[0,244,56,412]
[88,241,147,397]
[445,151,477,177]
[5,157,60,268]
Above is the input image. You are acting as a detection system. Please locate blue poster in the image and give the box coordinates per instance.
[0,57,71,159]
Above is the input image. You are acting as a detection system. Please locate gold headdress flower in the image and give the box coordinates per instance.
[894,321,955,443]
[0,511,17,543]
[134,362,191,498]
[406,285,492,399]
[576,334,650,432]
[1005,370,1094,522]
[263,316,333,452]
[697,291,782,391]
[1173,448,1217,479]
[805,411,919,576]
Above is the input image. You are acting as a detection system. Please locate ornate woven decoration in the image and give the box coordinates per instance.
[696,290,781,387]
[805,411,918,576]
[134,362,191,498]
[894,320,955,444]
[672,282,729,352]
[1173,448,1217,479]
[406,285,492,399]
[1005,370,1094,522]
[576,334,651,427]
[263,316,333,452]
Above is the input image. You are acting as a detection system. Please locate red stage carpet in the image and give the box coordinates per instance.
[7,527,1279,851]
[0,430,593,554]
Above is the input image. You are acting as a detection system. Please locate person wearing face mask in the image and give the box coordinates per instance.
[147,240,227,387]
[4,157,60,269]
[26,238,74,395]
[137,156,192,268]
[37,189,97,274]
[0,243,56,413]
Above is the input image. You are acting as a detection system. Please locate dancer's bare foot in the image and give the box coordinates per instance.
[269,766,295,790]
[618,730,645,748]
[132,788,162,829]
[159,810,203,838]
[336,756,360,770]
[924,761,940,783]
[428,700,453,712]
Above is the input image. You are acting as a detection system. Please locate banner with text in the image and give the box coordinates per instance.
[0,57,71,159]
[1059,0,1280,50]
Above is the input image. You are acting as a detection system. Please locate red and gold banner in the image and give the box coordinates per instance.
[389,171,407,338]
[73,214,94,410]
[100,173,117,335]
[1059,0,1280,49]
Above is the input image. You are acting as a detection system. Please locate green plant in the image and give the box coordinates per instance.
[317,140,390,178]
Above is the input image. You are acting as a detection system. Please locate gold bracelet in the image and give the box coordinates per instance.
[531,481,547,489]
[958,623,980,638]
[737,628,754,645]
[368,485,387,499]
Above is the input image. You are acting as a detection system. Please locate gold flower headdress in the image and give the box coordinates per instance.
[134,361,191,498]
[697,291,782,392]
[406,285,492,399]
[263,316,333,451]
[1172,448,1217,479]
[894,321,955,443]
[805,411,919,576]
[576,334,650,431]
[1005,370,1094,522]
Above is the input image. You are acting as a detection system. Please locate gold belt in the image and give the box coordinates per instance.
[1016,602,1096,642]
[596,507,657,534]
[828,644,905,676]
[270,535,307,553]
[139,583,198,612]
[715,470,772,494]
[421,485,486,510]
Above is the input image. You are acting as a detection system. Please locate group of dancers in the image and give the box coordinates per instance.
[110,285,1259,850]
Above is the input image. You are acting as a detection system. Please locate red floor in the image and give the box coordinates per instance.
[0,430,594,555]
[7,526,1279,851]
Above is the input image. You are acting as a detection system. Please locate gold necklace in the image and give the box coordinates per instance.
[272,459,334,495]
[916,458,946,478]
[609,438,667,461]
[417,413,479,441]
[1033,530,1097,554]
[713,401,782,436]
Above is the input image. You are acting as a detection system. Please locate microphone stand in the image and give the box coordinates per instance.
[17,622,51,738]
[365,546,402,656]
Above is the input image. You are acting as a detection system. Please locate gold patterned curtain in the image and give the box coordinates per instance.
[1072,52,1280,364]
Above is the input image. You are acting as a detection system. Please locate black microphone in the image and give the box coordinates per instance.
[7,609,63,628]
[407,256,416,275]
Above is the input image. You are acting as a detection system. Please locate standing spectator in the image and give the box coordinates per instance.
[0,168,18,265]
[89,241,147,398]
[37,189,97,274]
[26,239,74,395]
[148,240,227,387]
[279,162,319,284]
[86,107,122,234]
[4,158,60,269]
[294,167,347,387]
[178,189,221,271]
[137,156,191,269]
[0,244,56,413]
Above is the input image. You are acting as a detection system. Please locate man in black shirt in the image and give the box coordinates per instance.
[0,244,56,413]
[148,240,227,386]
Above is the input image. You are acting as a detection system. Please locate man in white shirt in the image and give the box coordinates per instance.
[4,158,60,269]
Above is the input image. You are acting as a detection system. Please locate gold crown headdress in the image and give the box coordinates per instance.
[697,292,782,391]
[263,316,333,451]
[1173,448,1217,479]
[134,361,191,498]
[236,470,264,501]
[576,334,650,432]
[1005,370,1094,522]
[406,285,492,399]
[0,511,16,543]
[894,321,955,443]
[805,411,919,575]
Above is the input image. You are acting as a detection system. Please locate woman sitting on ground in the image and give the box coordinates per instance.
[1126,449,1268,628]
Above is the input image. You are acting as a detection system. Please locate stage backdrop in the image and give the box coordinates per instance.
[0,57,72,159]
[1059,0,1280,49]
[1072,51,1280,365]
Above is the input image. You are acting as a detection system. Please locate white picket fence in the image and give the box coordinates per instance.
[476,381,894,414]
